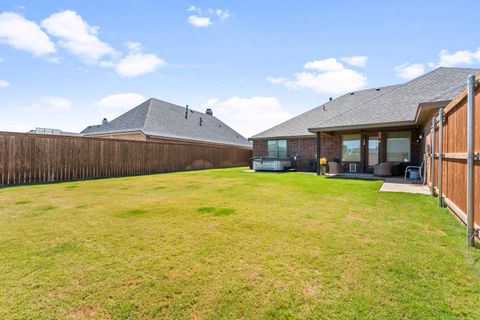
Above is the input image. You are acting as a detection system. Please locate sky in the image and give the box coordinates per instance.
[0,0,480,138]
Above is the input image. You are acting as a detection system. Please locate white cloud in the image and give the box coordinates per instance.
[188,15,211,27]
[125,41,142,52]
[0,80,10,88]
[95,93,146,118]
[267,57,367,94]
[265,76,288,84]
[342,55,368,67]
[22,96,72,113]
[395,63,425,80]
[0,12,56,56]
[187,6,230,27]
[188,5,201,13]
[435,48,480,67]
[202,96,293,138]
[215,9,230,20]
[41,10,117,64]
[115,42,165,77]
[304,58,345,72]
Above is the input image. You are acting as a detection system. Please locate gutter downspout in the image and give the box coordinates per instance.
[467,75,477,246]
[430,116,436,196]
[437,108,444,207]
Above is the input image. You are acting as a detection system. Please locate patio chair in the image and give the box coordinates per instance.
[374,162,392,177]
[404,161,424,183]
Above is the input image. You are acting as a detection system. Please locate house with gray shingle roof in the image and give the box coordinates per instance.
[250,67,479,173]
[81,98,252,149]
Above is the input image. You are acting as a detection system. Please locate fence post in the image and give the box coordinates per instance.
[430,116,436,196]
[467,75,476,246]
[437,108,444,207]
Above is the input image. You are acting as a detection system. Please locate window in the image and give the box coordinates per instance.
[368,137,379,166]
[341,134,361,162]
[267,140,287,157]
[387,131,411,162]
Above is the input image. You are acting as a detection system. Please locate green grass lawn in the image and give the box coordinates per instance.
[1,168,479,319]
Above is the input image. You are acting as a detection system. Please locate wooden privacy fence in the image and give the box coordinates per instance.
[426,74,480,232]
[0,132,252,185]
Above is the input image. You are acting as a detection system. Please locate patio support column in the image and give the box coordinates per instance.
[430,116,435,196]
[437,108,444,207]
[316,132,321,176]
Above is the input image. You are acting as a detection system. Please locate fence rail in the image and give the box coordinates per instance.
[426,74,480,231]
[0,132,252,185]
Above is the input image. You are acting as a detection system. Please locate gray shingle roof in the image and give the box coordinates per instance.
[250,84,401,139]
[250,67,479,139]
[81,98,252,148]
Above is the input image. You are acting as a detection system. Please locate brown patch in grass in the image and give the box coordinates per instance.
[303,283,318,297]
[67,305,99,319]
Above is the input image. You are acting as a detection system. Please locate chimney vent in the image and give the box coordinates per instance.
[102,118,108,125]
[329,97,333,101]
[205,108,213,116]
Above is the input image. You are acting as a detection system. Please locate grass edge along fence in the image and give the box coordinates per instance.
[0,132,252,185]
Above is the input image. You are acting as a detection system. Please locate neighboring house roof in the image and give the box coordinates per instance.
[81,98,252,148]
[250,67,479,139]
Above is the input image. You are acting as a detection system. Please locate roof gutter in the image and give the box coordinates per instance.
[308,120,417,133]
[248,134,315,141]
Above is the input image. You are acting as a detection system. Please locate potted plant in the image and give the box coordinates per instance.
[319,157,328,175]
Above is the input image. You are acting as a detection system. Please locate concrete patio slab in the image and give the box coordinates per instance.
[380,181,430,194]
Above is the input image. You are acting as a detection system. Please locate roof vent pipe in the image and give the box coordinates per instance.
[199,117,203,126]
[185,105,189,119]
[329,97,333,101]
[206,108,213,116]
[102,118,108,125]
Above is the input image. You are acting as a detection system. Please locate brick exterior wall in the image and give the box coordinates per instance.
[287,137,317,171]
[320,134,342,161]
[252,128,422,173]
[252,139,267,158]
[252,135,341,172]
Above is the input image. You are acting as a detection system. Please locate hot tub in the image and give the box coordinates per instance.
[253,157,292,172]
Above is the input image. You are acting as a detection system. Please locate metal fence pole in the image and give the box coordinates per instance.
[431,116,436,196]
[467,75,476,246]
[437,109,444,207]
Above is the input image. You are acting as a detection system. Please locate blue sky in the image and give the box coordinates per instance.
[0,0,479,137]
